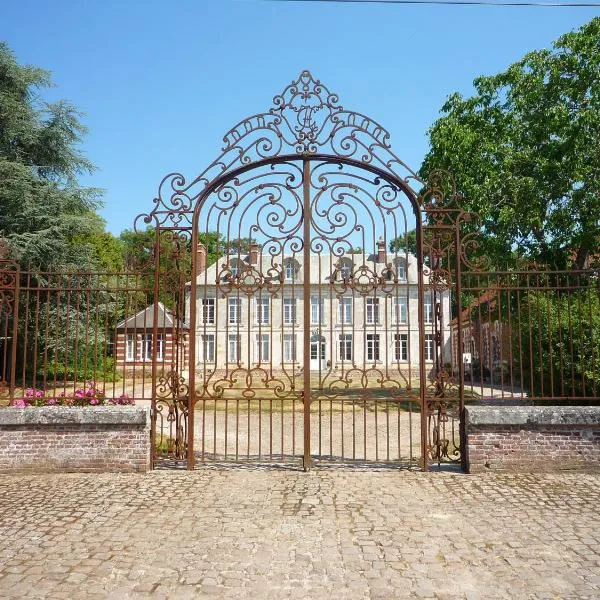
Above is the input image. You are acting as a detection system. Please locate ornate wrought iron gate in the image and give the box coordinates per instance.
[142,72,464,470]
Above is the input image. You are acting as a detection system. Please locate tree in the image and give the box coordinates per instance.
[389,230,417,255]
[0,42,105,270]
[420,18,600,270]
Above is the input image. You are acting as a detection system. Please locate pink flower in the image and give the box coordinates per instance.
[46,397,57,406]
[12,399,27,408]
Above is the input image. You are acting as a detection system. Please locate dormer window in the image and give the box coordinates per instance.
[394,258,407,281]
[230,259,241,279]
[339,258,353,280]
[284,258,299,281]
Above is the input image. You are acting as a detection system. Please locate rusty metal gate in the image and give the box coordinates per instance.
[142,72,465,470]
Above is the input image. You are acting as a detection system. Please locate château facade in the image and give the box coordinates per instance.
[190,241,451,376]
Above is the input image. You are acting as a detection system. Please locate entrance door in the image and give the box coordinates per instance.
[310,336,326,371]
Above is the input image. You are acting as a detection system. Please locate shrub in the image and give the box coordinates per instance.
[11,384,134,407]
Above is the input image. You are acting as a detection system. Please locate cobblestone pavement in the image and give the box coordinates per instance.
[0,469,599,600]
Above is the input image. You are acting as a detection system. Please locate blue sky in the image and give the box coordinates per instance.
[2,0,598,235]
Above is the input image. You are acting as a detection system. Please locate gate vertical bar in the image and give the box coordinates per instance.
[9,262,20,405]
[187,227,197,470]
[416,218,428,471]
[150,230,161,470]
[302,158,312,471]
[454,222,466,471]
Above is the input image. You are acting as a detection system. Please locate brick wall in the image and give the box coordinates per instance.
[0,407,151,473]
[466,406,600,473]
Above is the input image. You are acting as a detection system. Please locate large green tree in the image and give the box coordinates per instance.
[0,42,107,270]
[420,18,600,270]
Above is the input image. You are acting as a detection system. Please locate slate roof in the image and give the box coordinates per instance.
[115,302,189,330]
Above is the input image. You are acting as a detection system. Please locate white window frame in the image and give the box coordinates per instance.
[398,264,406,281]
[339,334,353,361]
[283,334,296,362]
[366,297,380,325]
[311,296,324,325]
[202,334,215,362]
[256,297,270,324]
[284,260,296,281]
[202,298,215,324]
[257,334,270,362]
[228,334,240,362]
[424,293,433,324]
[126,333,135,362]
[141,333,163,361]
[338,297,352,325]
[366,334,380,362]
[283,298,296,324]
[425,334,434,361]
[230,260,239,279]
[394,333,408,362]
[228,297,241,324]
[340,261,352,280]
[393,296,408,325]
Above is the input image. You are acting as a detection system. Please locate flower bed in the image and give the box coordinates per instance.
[10,383,134,408]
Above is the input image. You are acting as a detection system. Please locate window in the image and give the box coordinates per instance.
[141,334,163,361]
[340,260,352,280]
[283,298,296,324]
[366,334,380,361]
[393,297,408,325]
[202,334,215,362]
[256,297,270,324]
[424,293,433,324]
[394,334,408,362]
[228,334,240,362]
[311,296,324,325]
[257,334,270,362]
[126,334,135,361]
[228,298,241,324]
[425,334,434,361]
[398,264,406,281]
[202,298,215,324]
[283,334,296,362]
[230,260,240,279]
[366,298,380,325]
[284,259,297,281]
[339,334,353,361]
[338,297,352,325]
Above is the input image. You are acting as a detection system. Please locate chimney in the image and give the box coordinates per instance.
[377,237,386,263]
[249,242,259,265]
[196,242,207,273]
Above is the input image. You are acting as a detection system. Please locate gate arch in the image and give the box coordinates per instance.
[138,71,463,470]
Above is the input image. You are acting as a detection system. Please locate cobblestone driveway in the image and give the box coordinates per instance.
[0,469,599,599]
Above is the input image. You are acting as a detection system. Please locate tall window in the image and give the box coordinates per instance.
[202,298,215,324]
[366,334,380,361]
[425,334,434,361]
[257,334,270,362]
[256,297,270,324]
[393,296,408,324]
[228,334,240,362]
[366,298,380,325]
[339,334,353,361]
[141,334,163,361]
[394,334,408,361]
[284,259,297,281]
[338,297,352,325]
[283,334,296,362]
[311,296,324,325]
[126,334,135,362]
[228,298,241,324]
[398,264,406,281]
[424,293,433,324]
[202,334,215,362]
[283,298,296,324]
[230,260,240,279]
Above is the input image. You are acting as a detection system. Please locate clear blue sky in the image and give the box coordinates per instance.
[2,0,598,235]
